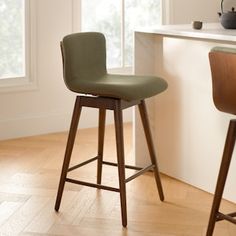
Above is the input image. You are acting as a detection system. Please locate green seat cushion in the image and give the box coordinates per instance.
[67,73,168,101]
[211,47,236,54]
[62,32,167,101]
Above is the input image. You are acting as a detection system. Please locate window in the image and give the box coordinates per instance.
[81,0,161,68]
[0,0,36,91]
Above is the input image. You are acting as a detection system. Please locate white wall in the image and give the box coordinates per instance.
[167,0,235,24]
[0,0,131,141]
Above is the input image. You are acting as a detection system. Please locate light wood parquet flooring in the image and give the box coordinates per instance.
[0,123,236,236]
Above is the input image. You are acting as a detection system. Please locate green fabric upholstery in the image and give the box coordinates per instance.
[211,47,236,54]
[61,32,167,101]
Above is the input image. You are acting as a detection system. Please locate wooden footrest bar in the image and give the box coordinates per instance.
[102,160,145,171]
[216,212,236,224]
[67,159,154,190]
[66,178,120,192]
[68,158,154,174]
[67,156,99,172]
[125,164,155,183]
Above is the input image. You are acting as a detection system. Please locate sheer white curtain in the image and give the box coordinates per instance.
[0,0,26,79]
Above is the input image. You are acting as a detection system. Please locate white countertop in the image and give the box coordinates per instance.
[135,23,236,43]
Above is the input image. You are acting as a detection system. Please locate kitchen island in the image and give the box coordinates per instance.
[134,23,236,202]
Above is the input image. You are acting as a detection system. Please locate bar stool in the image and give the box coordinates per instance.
[54,32,168,227]
[207,47,236,235]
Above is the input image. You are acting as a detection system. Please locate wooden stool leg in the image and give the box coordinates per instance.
[114,100,127,227]
[55,96,82,211]
[138,100,164,201]
[206,120,236,236]
[97,108,106,184]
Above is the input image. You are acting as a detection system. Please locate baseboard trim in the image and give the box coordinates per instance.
[0,108,132,140]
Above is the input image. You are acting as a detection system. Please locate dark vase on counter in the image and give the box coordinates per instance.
[218,0,236,29]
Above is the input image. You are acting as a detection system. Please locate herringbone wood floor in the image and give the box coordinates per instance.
[0,123,236,235]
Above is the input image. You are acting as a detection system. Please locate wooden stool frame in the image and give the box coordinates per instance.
[206,119,236,235]
[55,95,164,227]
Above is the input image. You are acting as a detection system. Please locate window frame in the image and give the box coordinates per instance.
[73,0,164,70]
[0,0,37,92]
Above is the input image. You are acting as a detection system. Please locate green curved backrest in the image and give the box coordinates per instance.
[61,32,107,89]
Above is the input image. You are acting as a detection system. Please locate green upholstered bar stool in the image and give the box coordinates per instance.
[207,47,236,235]
[55,32,168,227]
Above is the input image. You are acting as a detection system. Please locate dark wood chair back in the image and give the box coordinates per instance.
[209,47,236,115]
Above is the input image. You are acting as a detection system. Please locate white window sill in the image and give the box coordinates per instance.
[108,66,133,74]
